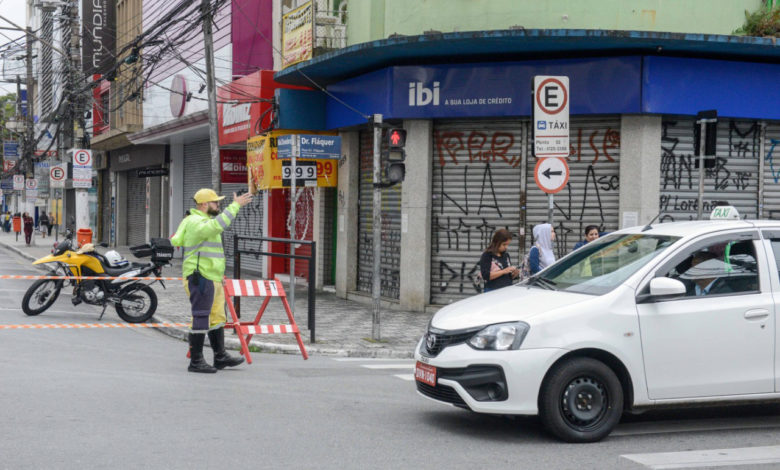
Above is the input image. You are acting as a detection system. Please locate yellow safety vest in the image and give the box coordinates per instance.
[170,202,240,281]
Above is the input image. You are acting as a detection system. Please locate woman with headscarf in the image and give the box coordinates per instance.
[529,223,556,275]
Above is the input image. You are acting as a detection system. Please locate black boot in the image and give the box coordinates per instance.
[188,333,217,373]
[208,328,244,369]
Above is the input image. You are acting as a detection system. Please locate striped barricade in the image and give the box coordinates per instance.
[223,278,308,362]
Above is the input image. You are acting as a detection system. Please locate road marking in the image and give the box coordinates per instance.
[0,322,189,330]
[613,416,780,437]
[394,374,415,381]
[361,364,415,370]
[333,358,409,362]
[622,445,780,469]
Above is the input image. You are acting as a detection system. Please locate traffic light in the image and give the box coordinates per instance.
[694,110,718,169]
[385,128,406,184]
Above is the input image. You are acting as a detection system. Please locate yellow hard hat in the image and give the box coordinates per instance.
[193,188,225,204]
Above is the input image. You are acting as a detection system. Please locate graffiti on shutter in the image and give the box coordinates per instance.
[430,120,525,305]
[526,117,621,256]
[357,131,402,299]
[659,118,759,222]
[221,182,264,276]
[763,122,780,220]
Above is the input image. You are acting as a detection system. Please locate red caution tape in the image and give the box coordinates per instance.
[0,322,190,330]
[0,275,183,281]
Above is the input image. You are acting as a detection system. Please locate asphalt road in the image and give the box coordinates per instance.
[2,248,780,469]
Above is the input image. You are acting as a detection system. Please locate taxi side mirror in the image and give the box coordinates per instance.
[637,277,687,303]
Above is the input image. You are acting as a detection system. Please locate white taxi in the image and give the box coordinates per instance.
[415,207,780,442]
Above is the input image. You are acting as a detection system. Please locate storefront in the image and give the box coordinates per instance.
[274,30,780,310]
[109,145,167,246]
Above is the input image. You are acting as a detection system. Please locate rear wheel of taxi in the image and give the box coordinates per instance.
[539,357,623,443]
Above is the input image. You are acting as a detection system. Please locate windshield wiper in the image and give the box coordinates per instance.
[528,276,557,290]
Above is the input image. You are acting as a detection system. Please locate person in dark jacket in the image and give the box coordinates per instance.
[38,211,49,239]
[573,225,600,251]
[479,228,519,292]
[22,212,34,245]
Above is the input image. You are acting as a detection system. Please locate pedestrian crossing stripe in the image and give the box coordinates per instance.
[0,322,190,330]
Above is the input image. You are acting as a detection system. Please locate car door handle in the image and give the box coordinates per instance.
[744,309,770,320]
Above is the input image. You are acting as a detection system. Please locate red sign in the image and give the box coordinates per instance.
[221,150,248,184]
[217,70,311,146]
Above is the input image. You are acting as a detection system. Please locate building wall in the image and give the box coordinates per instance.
[348,0,763,44]
[114,0,143,130]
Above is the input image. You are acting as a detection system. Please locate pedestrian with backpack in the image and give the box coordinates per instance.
[479,228,519,293]
[529,223,556,275]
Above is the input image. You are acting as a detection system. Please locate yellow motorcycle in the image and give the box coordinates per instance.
[21,229,174,323]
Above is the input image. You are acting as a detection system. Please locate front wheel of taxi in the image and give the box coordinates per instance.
[539,357,623,443]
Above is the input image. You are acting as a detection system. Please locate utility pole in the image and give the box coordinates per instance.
[68,0,89,232]
[25,27,34,166]
[201,0,221,194]
[371,114,382,340]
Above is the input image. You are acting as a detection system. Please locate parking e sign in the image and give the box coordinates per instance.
[533,76,570,158]
[73,149,92,167]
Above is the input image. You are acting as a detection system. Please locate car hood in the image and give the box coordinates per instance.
[430,285,593,331]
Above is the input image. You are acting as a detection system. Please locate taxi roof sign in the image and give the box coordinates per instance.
[710,206,740,220]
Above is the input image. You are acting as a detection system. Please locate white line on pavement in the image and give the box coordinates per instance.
[362,364,415,370]
[622,445,780,469]
[613,416,780,437]
[333,358,411,362]
[394,374,415,381]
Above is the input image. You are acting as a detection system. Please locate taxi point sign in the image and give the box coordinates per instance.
[534,157,569,194]
[533,76,570,158]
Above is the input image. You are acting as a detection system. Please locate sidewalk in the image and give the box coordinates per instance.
[0,230,432,358]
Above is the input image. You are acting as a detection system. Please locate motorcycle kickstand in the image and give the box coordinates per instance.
[98,303,108,321]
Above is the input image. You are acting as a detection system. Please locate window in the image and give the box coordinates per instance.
[663,239,759,297]
[529,234,679,295]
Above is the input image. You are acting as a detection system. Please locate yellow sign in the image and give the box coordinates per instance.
[248,130,338,192]
[281,1,313,69]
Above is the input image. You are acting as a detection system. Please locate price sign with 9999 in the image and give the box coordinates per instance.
[282,160,317,187]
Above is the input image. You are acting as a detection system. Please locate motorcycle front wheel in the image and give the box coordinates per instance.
[22,280,62,315]
[115,285,157,323]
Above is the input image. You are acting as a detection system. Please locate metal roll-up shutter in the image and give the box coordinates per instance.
[126,173,147,246]
[357,130,402,300]
[183,140,213,213]
[525,116,621,256]
[763,121,780,220]
[659,118,760,222]
[220,182,264,276]
[431,120,525,304]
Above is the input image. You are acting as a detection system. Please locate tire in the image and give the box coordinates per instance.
[115,285,157,323]
[539,357,624,443]
[22,280,61,316]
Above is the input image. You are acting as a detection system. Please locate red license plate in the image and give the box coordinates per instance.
[415,361,437,386]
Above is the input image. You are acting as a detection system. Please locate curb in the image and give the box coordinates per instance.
[1,240,416,359]
[150,321,416,359]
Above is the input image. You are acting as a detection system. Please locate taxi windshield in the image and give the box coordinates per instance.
[525,233,680,295]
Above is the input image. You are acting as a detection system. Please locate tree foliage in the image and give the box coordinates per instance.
[734,5,780,37]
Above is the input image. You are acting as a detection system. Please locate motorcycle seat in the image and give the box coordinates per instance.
[103,265,137,277]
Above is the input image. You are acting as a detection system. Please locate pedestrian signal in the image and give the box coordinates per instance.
[384,128,406,184]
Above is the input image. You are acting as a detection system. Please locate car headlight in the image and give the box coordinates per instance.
[467,322,530,351]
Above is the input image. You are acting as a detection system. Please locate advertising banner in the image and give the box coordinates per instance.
[248,131,337,192]
[281,1,313,69]
[82,0,116,76]
[221,149,247,183]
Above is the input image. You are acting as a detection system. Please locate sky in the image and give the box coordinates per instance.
[0,0,29,96]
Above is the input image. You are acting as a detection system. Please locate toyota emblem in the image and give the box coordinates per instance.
[425,333,437,351]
